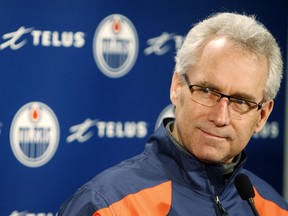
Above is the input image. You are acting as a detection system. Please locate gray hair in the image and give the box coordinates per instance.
[175,12,283,100]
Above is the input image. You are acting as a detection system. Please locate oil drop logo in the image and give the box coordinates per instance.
[93,14,139,78]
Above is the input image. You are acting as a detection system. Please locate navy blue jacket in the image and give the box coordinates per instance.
[59,118,288,215]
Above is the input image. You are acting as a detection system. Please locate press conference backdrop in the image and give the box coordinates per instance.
[0,0,287,215]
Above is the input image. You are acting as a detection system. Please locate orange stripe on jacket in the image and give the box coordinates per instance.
[93,181,172,216]
[254,187,288,216]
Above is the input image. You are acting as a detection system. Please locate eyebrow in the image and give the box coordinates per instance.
[194,81,258,102]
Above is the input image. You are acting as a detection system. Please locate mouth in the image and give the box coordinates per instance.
[199,128,229,140]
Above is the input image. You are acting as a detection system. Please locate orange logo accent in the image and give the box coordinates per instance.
[113,18,121,34]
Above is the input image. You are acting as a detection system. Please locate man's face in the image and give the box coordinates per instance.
[170,38,274,164]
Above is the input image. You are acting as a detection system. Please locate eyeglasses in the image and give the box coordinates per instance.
[184,74,263,120]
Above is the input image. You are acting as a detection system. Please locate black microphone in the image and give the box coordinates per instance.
[234,173,260,216]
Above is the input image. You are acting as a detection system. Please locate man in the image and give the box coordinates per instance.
[59,12,288,215]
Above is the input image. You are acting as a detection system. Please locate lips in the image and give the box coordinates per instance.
[199,128,231,140]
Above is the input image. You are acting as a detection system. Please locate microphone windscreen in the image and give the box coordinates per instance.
[234,173,255,200]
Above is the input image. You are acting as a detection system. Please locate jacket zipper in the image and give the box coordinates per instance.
[214,195,228,215]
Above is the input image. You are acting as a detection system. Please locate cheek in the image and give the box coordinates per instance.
[175,101,205,141]
[231,121,256,152]
[178,90,186,106]
[174,98,195,132]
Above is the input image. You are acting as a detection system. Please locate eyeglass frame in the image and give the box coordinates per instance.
[183,74,264,116]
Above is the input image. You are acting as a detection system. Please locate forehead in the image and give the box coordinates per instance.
[187,38,268,100]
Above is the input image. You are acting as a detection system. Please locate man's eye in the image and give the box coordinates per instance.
[200,87,212,94]
[233,98,248,106]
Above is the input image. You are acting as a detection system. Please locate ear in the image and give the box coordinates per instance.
[170,72,182,105]
[254,100,274,133]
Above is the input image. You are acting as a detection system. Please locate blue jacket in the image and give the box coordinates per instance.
[59,118,288,215]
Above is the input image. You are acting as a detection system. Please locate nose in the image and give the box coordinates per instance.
[208,97,230,126]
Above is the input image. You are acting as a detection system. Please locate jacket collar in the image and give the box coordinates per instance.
[148,118,247,195]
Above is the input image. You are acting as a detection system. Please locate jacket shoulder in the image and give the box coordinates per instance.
[242,169,288,214]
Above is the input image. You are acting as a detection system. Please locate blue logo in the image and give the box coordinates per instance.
[93,14,139,78]
[10,102,60,167]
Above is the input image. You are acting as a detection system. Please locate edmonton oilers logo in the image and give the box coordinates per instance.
[10,102,60,167]
[93,14,139,78]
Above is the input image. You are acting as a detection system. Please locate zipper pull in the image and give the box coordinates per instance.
[214,195,228,215]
